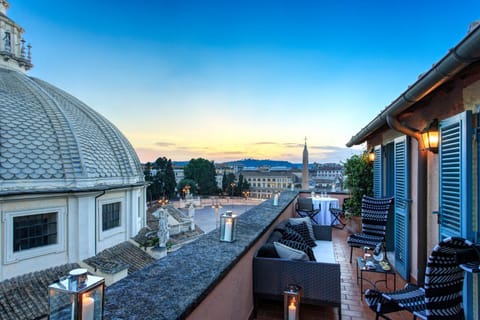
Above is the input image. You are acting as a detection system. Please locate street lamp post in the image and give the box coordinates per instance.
[211,199,223,228]
[230,182,235,197]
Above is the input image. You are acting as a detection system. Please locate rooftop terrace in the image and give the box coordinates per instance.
[103,191,410,320]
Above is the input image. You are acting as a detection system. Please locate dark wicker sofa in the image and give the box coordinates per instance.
[253,220,341,317]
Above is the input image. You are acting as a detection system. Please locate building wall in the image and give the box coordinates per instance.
[186,202,295,320]
[0,186,147,281]
[0,196,69,280]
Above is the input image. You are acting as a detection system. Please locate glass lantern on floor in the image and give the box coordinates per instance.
[284,284,302,320]
[219,210,237,242]
[48,268,105,320]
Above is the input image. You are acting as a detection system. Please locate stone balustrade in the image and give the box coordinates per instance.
[104,191,298,319]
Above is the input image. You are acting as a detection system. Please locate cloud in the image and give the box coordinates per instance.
[253,141,279,145]
[155,142,176,147]
[282,143,303,148]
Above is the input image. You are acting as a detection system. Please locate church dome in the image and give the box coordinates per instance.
[0,68,145,194]
[0,1,144,194]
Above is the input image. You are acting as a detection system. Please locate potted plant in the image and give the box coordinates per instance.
[342,150,373,233]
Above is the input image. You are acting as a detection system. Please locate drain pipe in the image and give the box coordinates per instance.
[386,115,427,285]
[94,190,106,255]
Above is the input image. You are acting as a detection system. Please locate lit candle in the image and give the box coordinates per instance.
[224,219,232,241]
[82,295,94,320]
[288,297,296,320]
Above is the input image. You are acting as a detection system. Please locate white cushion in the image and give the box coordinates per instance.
[311,240,336,263]
[273,242,309,261]
[288,217,315,240]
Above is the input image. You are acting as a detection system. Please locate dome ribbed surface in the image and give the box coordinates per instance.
[0,67,144,193]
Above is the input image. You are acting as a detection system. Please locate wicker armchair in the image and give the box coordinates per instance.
[347,195,394,263]
[365,237,478,320]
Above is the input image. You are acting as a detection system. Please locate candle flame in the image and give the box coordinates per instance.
[289,297,296,307]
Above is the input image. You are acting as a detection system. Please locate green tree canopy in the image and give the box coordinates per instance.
[342,151,373,215]
[224,172,236,195]
[177,178,198,197]
[184,158,218,195]
[236,174,250,196]
[146,157,177,200]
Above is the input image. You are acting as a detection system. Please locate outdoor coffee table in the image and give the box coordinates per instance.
[356,256,396,296]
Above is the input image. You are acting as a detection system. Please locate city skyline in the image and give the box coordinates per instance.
[11,0,480,163]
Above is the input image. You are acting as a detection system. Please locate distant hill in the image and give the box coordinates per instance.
[172,159,302,168]
[224,159,302,169]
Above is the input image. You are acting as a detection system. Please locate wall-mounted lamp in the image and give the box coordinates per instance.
[368,148,375,162]
[421,119,439,153]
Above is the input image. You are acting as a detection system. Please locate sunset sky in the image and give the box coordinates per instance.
[10,0,480,163]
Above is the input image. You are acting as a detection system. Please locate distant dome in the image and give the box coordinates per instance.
[0,67,145,193]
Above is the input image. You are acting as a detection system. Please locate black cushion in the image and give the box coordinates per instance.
[287,222,316,247]
[279,239,316,261]
[257,230,283,258]
[273,220,289,233]
[257,242,280,258]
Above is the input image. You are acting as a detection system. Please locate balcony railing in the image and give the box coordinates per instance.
[103,191,298,319]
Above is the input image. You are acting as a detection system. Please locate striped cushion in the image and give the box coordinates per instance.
[281,228,307,245]
[348,196,393,249]
[379,237,474,319]
[287,222,316,247]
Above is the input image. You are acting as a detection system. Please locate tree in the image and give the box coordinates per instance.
[342,150,373,215]
[163,159,177,198]
[177,178,198,197]
[184,158,218,195]
[236,174,250,196]
[146,157,177,200]
[224,173,236,195]
[222,171,228,192]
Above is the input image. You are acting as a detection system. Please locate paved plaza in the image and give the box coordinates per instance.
[178,198,263,233]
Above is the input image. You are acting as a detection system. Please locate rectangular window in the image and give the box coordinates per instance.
[102,202,121,231]
[13,212,57,252]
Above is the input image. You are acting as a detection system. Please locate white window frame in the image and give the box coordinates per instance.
[99,198,124,240]
[3,207,66,264]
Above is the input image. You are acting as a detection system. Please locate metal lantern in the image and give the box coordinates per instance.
[48,268,105,320]
[219,210,237,242]
[284,284,301,320]
[421,119,439,153]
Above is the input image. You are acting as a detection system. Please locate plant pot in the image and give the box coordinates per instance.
[346,215,362,234]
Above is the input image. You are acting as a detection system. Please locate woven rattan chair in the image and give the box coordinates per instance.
[365,237,477,320]
[295,197,320,224]
[347,195,394,263]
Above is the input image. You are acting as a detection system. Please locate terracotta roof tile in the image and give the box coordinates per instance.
[0,263,80,320]
[83,241,154,275]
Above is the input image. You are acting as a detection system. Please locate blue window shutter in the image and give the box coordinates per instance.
[373,145,383,197]
[439,111,473,319]
[394,136,410,280]
[439,111,472,240]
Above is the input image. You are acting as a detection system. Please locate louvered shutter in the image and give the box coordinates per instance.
[394,136,410,280]
[439,111,473,319]
[439,111,472,239]
[373,145,383,197]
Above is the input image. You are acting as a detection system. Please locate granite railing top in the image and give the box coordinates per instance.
[104,191,297,320]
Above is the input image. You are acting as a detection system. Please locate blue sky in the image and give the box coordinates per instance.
[9,0,480,163]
